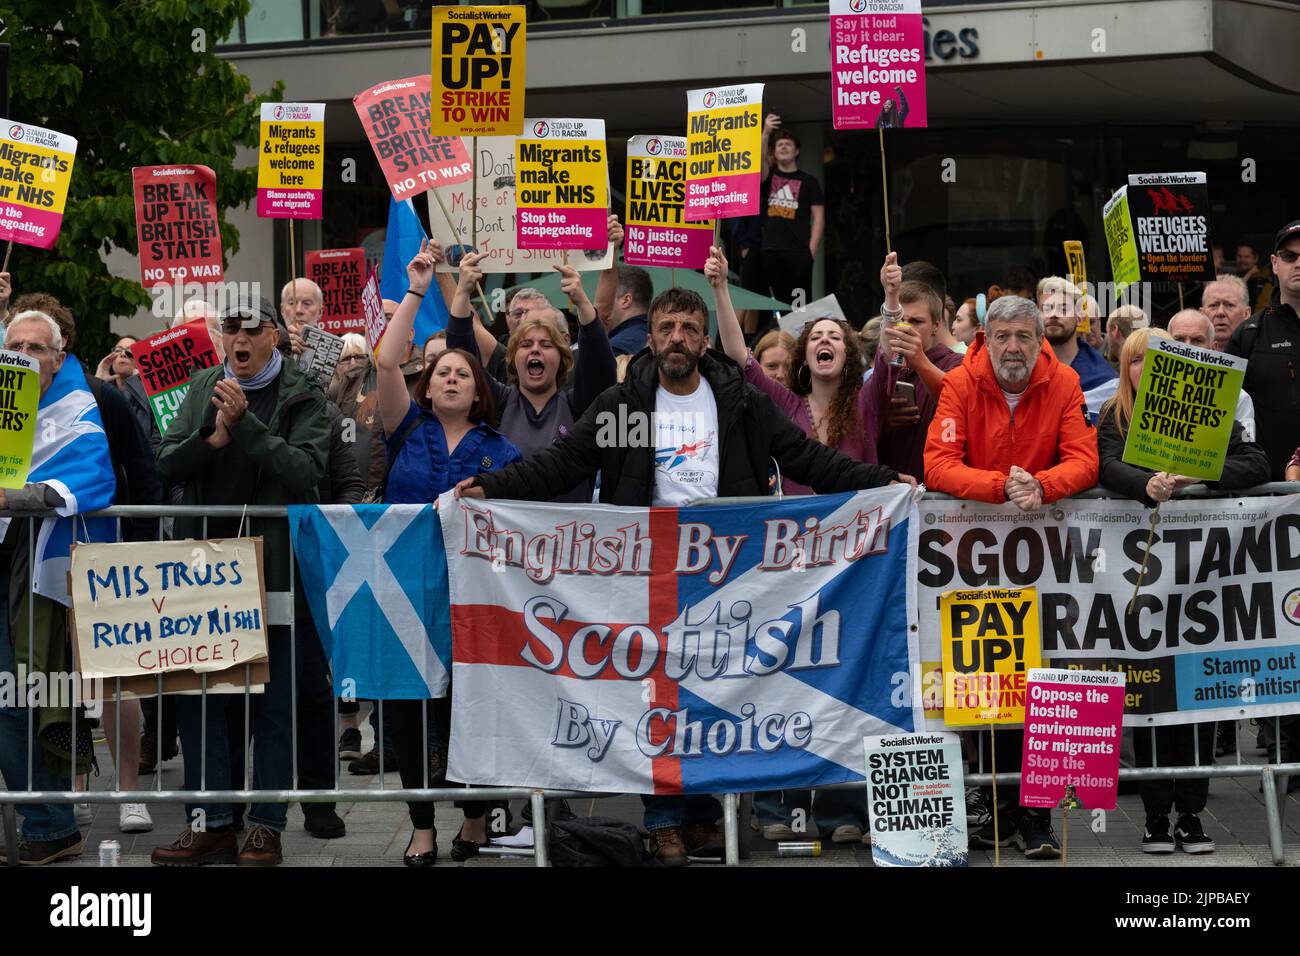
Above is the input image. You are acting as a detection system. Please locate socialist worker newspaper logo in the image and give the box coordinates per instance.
[646,138,663,155]
[9,124,24,140]
[533,121,550,138]
[703,91,718,109]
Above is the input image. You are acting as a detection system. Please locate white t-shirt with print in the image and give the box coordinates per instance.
[652,380,720,506]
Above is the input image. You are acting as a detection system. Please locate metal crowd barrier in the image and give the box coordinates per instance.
[1,484,1298,867]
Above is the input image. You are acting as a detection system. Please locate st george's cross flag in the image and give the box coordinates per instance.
[289,504,451,699]
[438,486,922,795]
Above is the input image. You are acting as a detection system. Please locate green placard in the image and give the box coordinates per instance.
[1103,186,1140,295]
[1121,337,1246,481]
[0,351,41,490]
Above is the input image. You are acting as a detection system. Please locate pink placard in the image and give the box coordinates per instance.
[0,204,64,251]
[516,206,607,252]
[684,172,759,222]
[830,0,928,130]
[624,224,713,270]
[256,188,322,220]
[1020,669,1126,812]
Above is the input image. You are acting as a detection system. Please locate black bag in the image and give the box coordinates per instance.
[547,815,654,867]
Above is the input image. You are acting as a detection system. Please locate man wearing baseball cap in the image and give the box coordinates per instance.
[1225,221,1300,480]
[152,293,329,866]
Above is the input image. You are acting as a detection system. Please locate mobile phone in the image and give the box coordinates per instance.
[894,381,917,408]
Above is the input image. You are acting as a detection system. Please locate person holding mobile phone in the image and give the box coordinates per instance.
[874,254,964,478]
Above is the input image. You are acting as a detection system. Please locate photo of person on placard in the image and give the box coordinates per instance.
[876,86,910,129]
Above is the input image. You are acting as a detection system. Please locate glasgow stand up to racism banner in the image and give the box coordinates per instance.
[440,488,922,795]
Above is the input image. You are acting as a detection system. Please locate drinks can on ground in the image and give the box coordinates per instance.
[98,839,121,866]
[777,841,822,857]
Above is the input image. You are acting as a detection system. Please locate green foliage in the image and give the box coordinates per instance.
[4,0,283,359]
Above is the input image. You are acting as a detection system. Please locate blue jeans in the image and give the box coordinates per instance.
[0,614,77,842]
[175,626,293,832]
[642,794,722,831]
[754,788,866,830]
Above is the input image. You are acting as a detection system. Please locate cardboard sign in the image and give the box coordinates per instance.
[129,320,221,434]
[1103,186,1140,295]
[297,323,346,387]
[69,538,269,680]
[777,293,848,336]
[1126,172,1215,283]
[1063,240,1090,334]
[257,102,325,219]
[0,350,40,489]
[830,0,927,130]
[131,165,224,290]
[305,248,366,336]
[623,136,712,269]
[0,119,77,250]
[431,5,526,136]
[354,76,472,201]
[1020,668,1125,811]
[941,586,1042,726]
[865,732,967,867]
[1121,336,1246,482]
[361,268,386,351]
[515,119,608,251]
[428,136,612,273]
[685,84,763,221]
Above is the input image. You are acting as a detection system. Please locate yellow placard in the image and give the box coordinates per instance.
[431,5,526,136]
[516,137,607,208]
[257,117,324,191]
[0,120,78,250]
[1063,239,1089,334]
[940,586,1041,726]
[684,84,763,221]
[0,351,41,489]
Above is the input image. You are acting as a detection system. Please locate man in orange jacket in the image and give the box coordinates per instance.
[923,294,1099,860]
[925,294,1099,508]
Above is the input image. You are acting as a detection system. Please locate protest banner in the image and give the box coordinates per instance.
[0,119,77,251]
[1063,240,1090,333]
[1126,172,1215,284]
[515,119,608,252]
[361,268,386,351]
[69,538,269,680]
[305,247,366,336]
[440,487,921,794]
[131,165,223,291]
[1103,185,1140,296]
[354,76,472,201]
[685,84,763,222]
[623,136,712,269]
[0,350,40,489]
[427,136,612,273]
[916,495,1300,728]
[431,5,525,136]
[777,293,848,336]
[297,323,346,388]
[1021,668,1125,811]
[129,320,220,434]
[940,586,1042,726]
[829,0,927,130]
[256,102,325,220]
[864,732,967,867]
[1121,337,1246,482]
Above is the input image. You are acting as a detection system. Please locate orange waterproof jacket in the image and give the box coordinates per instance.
[924,332,1099,503]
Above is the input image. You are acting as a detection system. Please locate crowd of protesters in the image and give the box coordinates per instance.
[0,140,1297,867]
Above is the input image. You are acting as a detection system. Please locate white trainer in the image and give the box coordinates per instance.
[119,803,153,833]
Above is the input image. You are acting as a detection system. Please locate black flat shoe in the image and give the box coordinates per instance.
[403,833,438,867]
[449,828,489,863]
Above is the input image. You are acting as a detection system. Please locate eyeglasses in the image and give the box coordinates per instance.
[1277,250,1300,264]
[508,308,530,320]
[220,320,272,336]
[340,354,368,365]
[6,341,57,357]
[111,346,134,356]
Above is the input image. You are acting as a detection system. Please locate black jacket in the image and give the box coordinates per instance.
[1098,412,1271,507]
[1227,302,1300,480]
[121,375,162,451]
[320,401,365,506]
[86,373,163,541]
[476,348,898,504]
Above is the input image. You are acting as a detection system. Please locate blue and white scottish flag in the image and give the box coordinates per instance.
[439,486,923,794]
[289,504,451,699]
[0,356,117,605]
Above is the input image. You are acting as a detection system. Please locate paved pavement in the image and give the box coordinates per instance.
[24,716,1300,867]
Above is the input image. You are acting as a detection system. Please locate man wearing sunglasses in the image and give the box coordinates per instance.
[153,295,329,867]
[1226,220,1300,481]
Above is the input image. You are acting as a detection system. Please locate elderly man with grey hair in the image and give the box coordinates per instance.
[279,278,324,355]
[924,293,1098,862]
[1200,275,1252,352]
[1167,308,1256,439]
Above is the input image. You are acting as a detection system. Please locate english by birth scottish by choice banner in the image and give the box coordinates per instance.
[916,495,1300,729]
[440,487,922,795]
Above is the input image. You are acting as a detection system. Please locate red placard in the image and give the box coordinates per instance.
[129,319,221,435]
[305,248,366,336]
[360,269,386,351]
[353,76,473,201]
[131,165,224,289]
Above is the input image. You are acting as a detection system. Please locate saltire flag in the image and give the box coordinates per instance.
[380,196,450,344]
[439,486,922,794]
[288,504,451,699]
[0,357,116,604]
